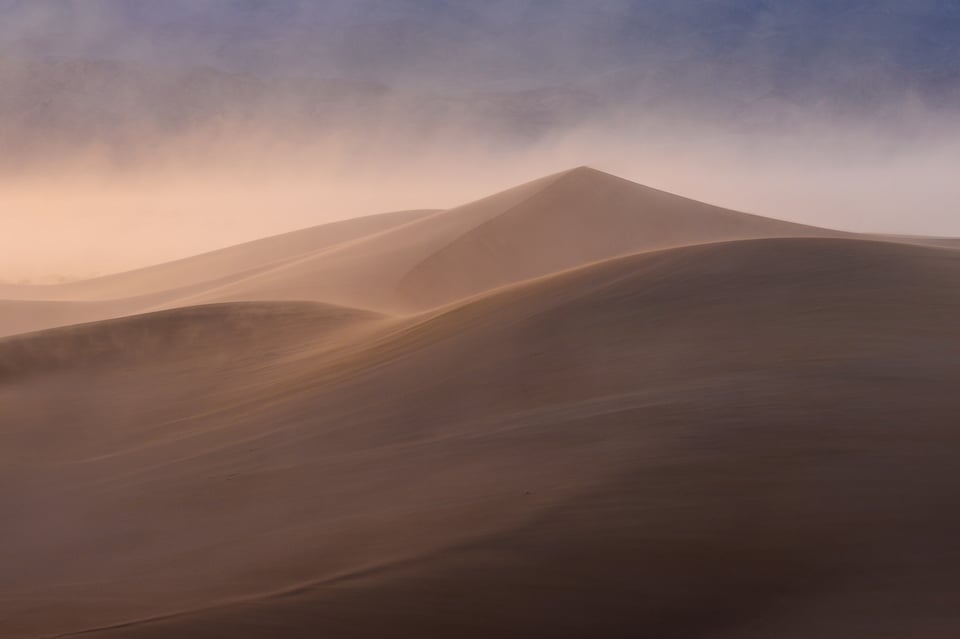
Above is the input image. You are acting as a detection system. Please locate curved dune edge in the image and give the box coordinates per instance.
[4,236,960,637]
[4,168,958,339]
[0,167,896,338]
[0,301,383,383]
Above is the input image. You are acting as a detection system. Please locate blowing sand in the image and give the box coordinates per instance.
[2,168,960,638]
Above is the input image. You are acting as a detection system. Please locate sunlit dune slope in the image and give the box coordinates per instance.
[172,167,842,312]
[3,238,960,638]
[1,208,436,303]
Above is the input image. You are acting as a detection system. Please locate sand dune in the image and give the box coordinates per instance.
[9,168,957,340]
[3,230,960,637]
[3,167,845,337]
[395,167,844,308]
[163,167,843,312]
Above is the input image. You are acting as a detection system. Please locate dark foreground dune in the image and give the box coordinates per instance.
[3,170,960,638]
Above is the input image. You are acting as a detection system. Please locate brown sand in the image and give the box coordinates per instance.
[2,169,960,638]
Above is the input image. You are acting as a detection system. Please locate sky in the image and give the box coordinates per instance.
[2,0,959,282]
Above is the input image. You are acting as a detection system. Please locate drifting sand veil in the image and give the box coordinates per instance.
[2,169,960,638]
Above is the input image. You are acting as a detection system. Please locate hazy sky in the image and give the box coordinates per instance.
[2,1,959,282]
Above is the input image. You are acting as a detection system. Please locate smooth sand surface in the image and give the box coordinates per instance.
[3,169,960,638]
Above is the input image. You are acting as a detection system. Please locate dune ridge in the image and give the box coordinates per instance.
[6,167,956,339]
[2,167,842,337]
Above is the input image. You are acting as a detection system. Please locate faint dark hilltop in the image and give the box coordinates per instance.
[1,1,959,162]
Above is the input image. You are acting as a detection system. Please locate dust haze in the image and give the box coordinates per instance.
[2,0,959,282]
[4,111,960,283]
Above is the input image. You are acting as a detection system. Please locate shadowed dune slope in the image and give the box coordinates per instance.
[3,238,960,638]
